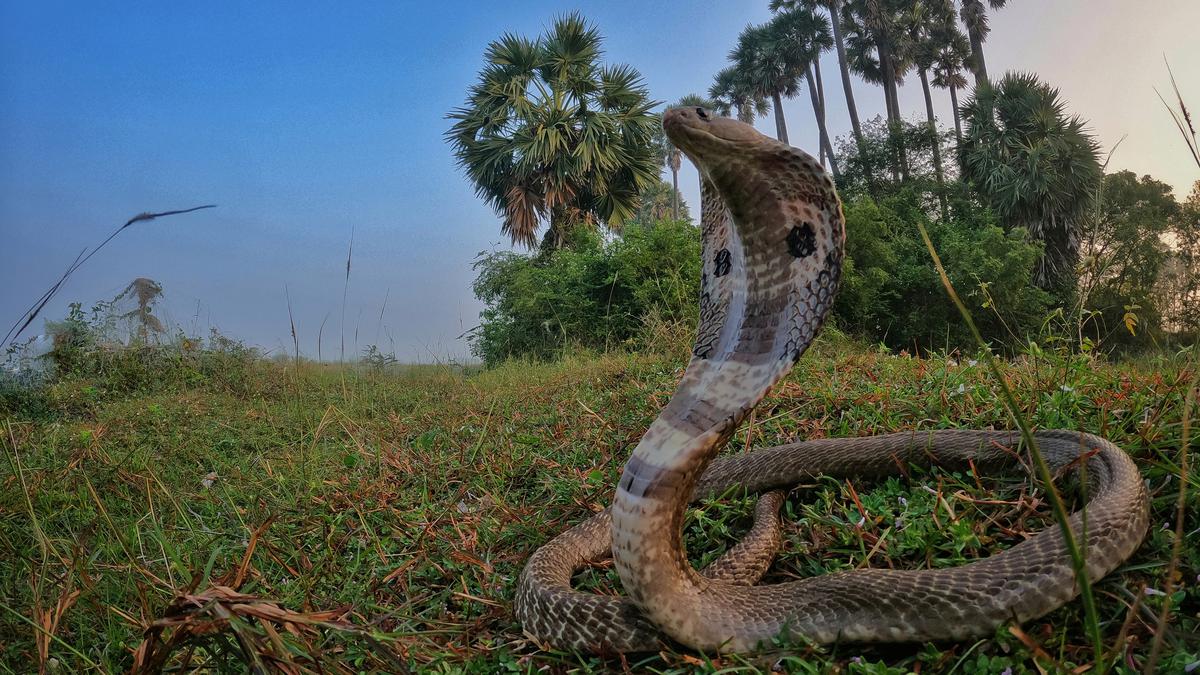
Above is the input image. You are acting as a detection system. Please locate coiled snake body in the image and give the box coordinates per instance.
[515,109,1149,653]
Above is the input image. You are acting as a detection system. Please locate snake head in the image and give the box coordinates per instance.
[663,107,767,170]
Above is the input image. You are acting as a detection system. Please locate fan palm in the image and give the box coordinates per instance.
[959,0,1007,86]
[767,8,838,177]
[655,94,719,220]
[709,66,770,123]
[841,0,911,127]
[446,14,661,249]
[730,22,811,143]
[959,72,1102,291]
[771,0,866,162]
[907,0,961,214]
[931,27,971,144]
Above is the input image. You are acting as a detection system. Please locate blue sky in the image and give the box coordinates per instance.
[2,1,1197,361]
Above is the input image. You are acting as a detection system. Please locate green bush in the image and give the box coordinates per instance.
[835,190,1053,351]
[470,220,701,365]
[1,302,262,417]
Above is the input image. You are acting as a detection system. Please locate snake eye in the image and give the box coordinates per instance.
[696,107,709,120]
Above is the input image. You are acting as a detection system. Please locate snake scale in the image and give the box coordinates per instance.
[514,108,1150,653]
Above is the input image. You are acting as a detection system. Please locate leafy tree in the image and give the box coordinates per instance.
[1160,180,1200,337]
[835,116,954,211]
[1078,171,1180,349]
[446,14,660,249]
[958,0,1007,86]
[959,72,1102,293]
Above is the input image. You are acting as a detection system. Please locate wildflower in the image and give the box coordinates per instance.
[1000,668,1013,675]
[968,359,978,367]
[1060,384,1074,392]
[898,496,908,507]
[1144,587,1166,597]
[201,471,218,489]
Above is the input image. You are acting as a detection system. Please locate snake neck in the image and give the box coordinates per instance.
[610,137,844,649]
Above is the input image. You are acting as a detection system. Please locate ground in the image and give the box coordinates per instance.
[0,336,1196,673]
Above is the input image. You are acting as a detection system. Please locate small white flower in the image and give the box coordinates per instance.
[856,516,865,527]
[1000,668,1013,675]
[968,359,978,367]
[1144,587,1166,597]
[898,496,908,507]
[1060,384,1074,392]
[201,471,218,489]
[956,383,966,394]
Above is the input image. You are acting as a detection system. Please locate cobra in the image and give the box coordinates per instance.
[514,108,1149,653]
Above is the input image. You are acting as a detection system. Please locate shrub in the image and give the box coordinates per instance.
[835,190,1052,351]
[469,220,701,365]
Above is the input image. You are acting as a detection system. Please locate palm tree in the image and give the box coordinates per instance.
[656,94,720,220]
[841,0,911,127]
[958,0,1007,86]
[770,0,866,162]
[841,0,912,180]
[446,14,661,249]
[907,0,961,215]
[730,22,810,143]
[960,72,1102,291]
[931,28,971,144]
[767,8,838,177]
[709,66,769,123]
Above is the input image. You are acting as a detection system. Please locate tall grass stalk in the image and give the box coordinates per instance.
[340,229,354,363]
[916,220,1104,666]
[1144,370,1198,674]
[2,205,215,349]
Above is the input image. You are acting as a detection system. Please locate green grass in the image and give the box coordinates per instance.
[1,337,1197,673]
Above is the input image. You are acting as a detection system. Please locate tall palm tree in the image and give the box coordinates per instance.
[767,8,838,176]
[908,0,960,215]
[841,0,911,127]
[709,66,769,123]
[770,0,866,167]
[960,72,1102,291]
[842,0,912,179]
[730,22,809,143]
[931,28,971,145]
[656,94,720,220]
[958,0,1007,86]
[446,14,660,249]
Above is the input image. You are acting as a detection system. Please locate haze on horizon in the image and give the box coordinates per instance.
[2,0,1197,362]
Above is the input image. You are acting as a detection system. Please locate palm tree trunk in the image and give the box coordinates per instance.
[737,102,755,124]
[828,0,866,153]
[949,82,962,146]
[670,165,680,221]
[968,26,989,86]
[771,90,789,143]
[806,65,840,180]
[919,67,947,219]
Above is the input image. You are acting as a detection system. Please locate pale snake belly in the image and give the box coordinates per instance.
[514,108,1149,653]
